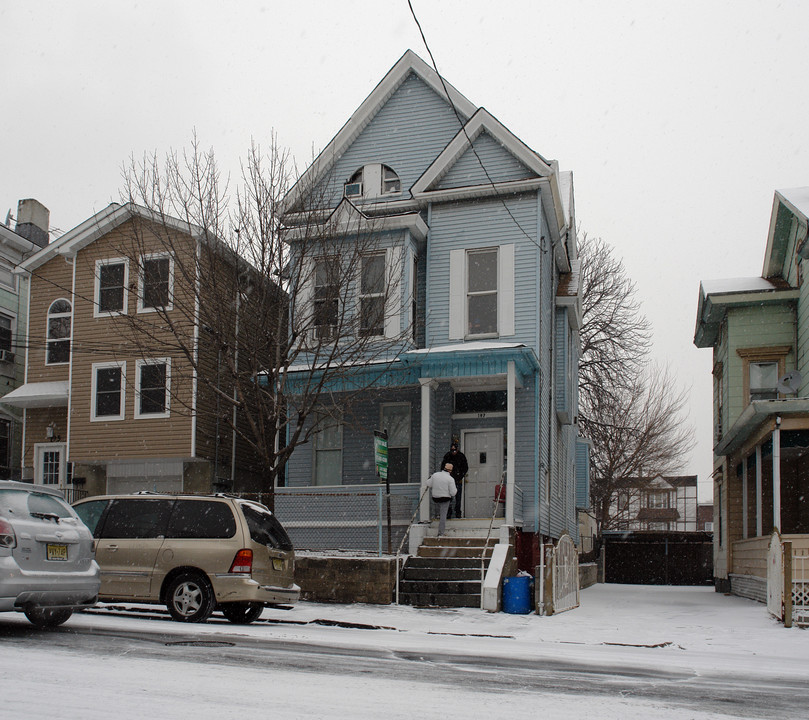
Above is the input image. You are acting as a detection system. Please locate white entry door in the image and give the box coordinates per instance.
[462,429,503,518]
[34,443,66,487]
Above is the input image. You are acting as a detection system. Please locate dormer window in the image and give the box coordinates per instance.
[344,164,401,199]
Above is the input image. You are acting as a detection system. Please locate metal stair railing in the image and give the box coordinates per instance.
[394,484,431,605]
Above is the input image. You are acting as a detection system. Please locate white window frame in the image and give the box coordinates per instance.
[134,358,171,419]
[138,252,174,313]
[94,257,129,317]
[466,247,499,338]
[449,245,514,340]
[45,298,72,366]
[359,252,386,338]
[91,360,126,421]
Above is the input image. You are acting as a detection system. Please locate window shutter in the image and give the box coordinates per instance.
[385,246,402,339]
[448,249,465,340]
[499,243,515,336]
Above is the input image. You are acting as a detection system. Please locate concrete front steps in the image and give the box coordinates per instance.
[398,536,495,608]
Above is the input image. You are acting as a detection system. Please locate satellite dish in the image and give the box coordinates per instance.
[777,369,803,396]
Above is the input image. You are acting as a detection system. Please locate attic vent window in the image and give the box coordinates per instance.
[344,164,401,199]
[382,165,401,194]
[344,169,363,198]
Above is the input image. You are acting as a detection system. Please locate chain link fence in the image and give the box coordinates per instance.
[236,484,421,555]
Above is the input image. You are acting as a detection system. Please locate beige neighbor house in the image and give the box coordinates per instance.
[695,187,809,602]
[1,203,273,499]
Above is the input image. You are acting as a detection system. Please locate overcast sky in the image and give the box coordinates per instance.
[4,1,809,500]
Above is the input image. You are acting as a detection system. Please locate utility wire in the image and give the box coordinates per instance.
[407,0,551,254]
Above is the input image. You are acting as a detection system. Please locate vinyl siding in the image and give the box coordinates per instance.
[436,131,537,189]
[66,221,196,463]
[315,73,466,207]
[426,194,539,347]
[724,303,795,429]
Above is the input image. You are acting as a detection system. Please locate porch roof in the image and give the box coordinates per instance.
[278,342,540,393]
[0,381,69,408]
[715,397,809,456]
[402,342,540,383]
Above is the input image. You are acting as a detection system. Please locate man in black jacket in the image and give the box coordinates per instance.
[442,443,468,519]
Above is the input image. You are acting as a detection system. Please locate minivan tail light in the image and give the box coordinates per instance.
[229,549,253,574]
[0,518,16,548]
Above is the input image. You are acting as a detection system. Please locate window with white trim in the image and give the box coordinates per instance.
[344,164,401,199]
[467,248,498,337]
[314,418,342,485]
[46,299,71,365]
[92,361,126,421]
[95,259,128,315]
[360,253,385,337]
[139,254,173,311]
[135,359,170,418]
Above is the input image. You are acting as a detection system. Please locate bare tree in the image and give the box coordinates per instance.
[103,134,410,505]
[577,233,693,533]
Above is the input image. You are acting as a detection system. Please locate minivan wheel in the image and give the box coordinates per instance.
[221,602,264,624]
[24,606,73,628]
[166,573,215,623]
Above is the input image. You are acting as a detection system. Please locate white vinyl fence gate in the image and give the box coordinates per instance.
[539,533,580,615]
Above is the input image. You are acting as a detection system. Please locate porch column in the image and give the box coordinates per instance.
[773,425,782,532]
[756,445,763,537]
[741,456,748,539]
[419,378,435,523]
[506,360,516,526]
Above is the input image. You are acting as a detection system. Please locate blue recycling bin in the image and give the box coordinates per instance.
[502,575,533,614]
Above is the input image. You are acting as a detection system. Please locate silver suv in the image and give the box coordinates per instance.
[0,480,100,627]
[73,493,299,623]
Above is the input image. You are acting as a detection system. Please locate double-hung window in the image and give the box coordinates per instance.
[314,418,342,485]
[749,361,779,401]
[313,259,339,340]
[360,253,385,337]
[135,359,170,418]
[95,259,128,315]
[139,254,173,312]
[467,249,498,337]
[92,361,126,421]
[46,299,71,365]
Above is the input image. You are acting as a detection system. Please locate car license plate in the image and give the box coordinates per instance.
[272,558,284,571]
[47,543,68,561]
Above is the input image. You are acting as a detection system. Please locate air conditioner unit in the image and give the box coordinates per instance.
[344,182,363,197]
[0,350,14,363]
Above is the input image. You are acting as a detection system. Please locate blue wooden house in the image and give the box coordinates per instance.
[280,51,582,568]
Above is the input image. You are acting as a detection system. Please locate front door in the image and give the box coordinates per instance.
[462,429,503,518]
[33,443,66,487]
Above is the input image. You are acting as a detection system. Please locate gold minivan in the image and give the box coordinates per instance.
[73,493,299,623]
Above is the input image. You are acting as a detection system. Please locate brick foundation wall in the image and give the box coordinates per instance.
[295,556,399,604]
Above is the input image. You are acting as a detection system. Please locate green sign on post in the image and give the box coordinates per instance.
[374,430,388,480]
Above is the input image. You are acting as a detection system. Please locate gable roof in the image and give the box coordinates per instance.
[16,202,203,274]
[763,186,809,278]
[283,50,476,214]
[411,108,553,195]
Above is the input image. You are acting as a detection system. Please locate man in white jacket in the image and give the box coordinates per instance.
[426,463,457,536]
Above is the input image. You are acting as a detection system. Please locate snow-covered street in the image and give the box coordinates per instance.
[2,584,807,719]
